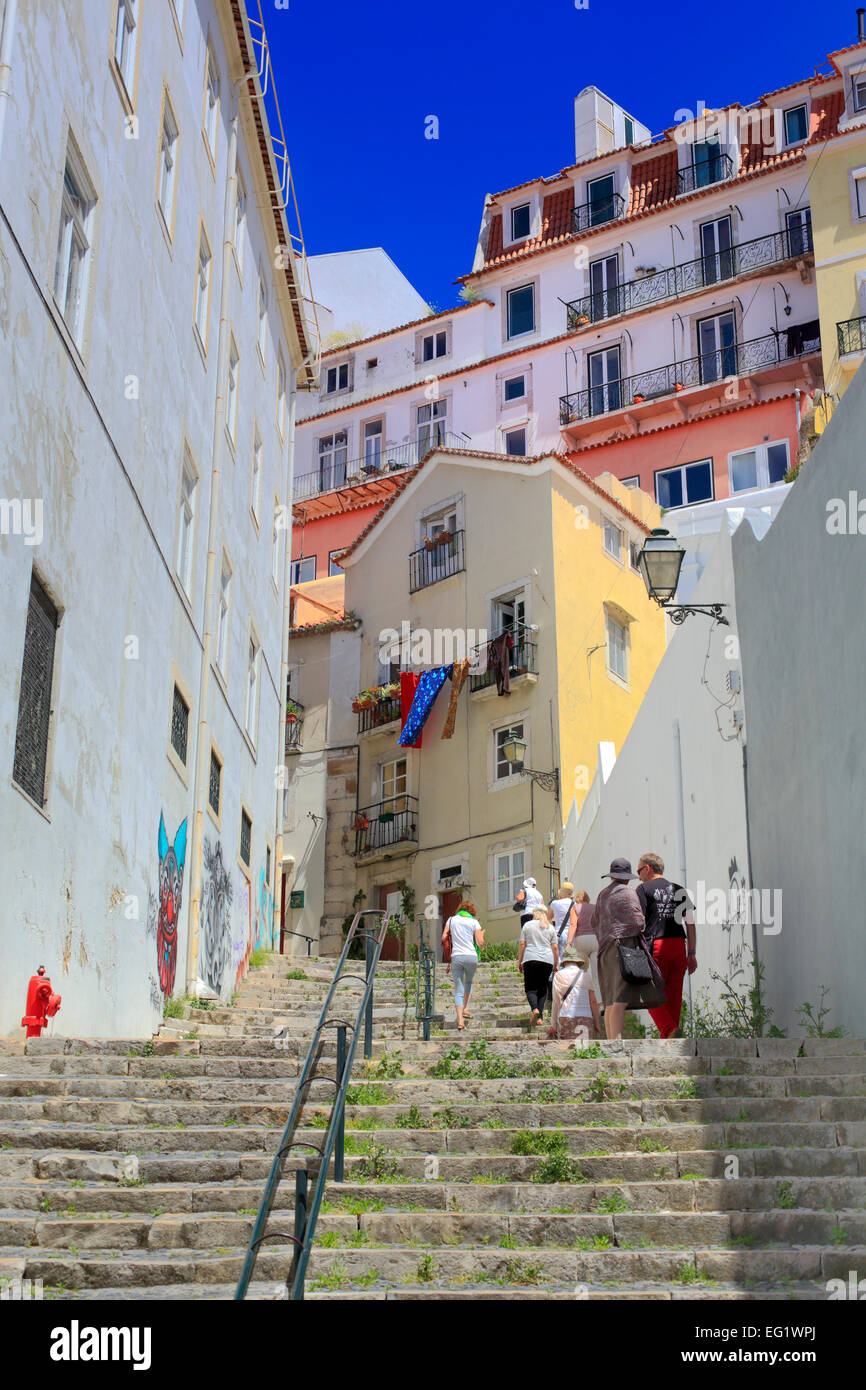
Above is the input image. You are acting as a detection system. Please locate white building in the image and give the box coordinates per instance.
[308,248,430,347]
[0,0,316,1036]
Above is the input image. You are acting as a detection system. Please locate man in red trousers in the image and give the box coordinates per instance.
[635,853,696,1038]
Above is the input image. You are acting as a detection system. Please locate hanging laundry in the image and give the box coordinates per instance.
[399,670,422,747]
[441,659,470,739]
[488,631,514,696]
[399,665,450,747]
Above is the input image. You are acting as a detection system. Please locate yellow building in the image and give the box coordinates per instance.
[808,42,866,416]
[326,446,665,943]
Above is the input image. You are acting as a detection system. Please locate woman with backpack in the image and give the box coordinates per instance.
[442,901,484,1031]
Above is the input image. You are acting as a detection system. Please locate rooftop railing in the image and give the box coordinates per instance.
[571,191,627,234]
[294,431,470,502]
[564,225,814,331]
[559,326,821,425]
[676,153,734,194]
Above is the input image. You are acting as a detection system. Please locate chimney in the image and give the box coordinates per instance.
[859,7,865,41]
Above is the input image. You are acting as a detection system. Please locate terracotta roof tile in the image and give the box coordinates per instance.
[486,213,503,262]
[810,87,845,141]
[627,151,678,216]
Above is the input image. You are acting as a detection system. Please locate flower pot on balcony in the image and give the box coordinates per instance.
[674,382,684,392]
[576,313,589,326]
[424,537,436,551]
[353,815,370,831]
[378,811,395,825]
[285,713,298,724]
[633,393,644,403]
[435,530,453,547]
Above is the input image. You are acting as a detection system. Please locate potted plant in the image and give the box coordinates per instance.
[674,381,684,392]
[353,813,370,831]
[576,312,590,326]
[435,529,453,547]
[633,393,644,403]
[286,698,302,724]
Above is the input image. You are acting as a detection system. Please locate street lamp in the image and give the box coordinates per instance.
[501,729,560,801]
[638,528,728,625]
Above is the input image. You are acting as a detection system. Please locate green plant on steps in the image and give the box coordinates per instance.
[286,969,307,981]
[681,961,782,1038]
[163,997,185,1019]
[478,941,518,962]
[797,987,846,1038]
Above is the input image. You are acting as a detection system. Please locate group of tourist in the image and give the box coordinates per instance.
[440,854,696,1039]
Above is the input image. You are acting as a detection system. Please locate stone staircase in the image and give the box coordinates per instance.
[1,956,864,1301]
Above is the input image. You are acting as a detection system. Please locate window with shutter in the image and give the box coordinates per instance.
[13,575,59,807]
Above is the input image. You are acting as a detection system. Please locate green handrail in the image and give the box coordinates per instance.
[234,908,391,1300]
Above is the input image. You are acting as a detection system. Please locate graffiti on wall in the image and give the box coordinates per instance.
[255,861,275,952]
[723,856,749,983]
[232,870,253,990]
[157,815,188,996]
[201,838,232,996]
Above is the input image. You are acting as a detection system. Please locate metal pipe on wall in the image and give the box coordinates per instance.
[0,0,19,161]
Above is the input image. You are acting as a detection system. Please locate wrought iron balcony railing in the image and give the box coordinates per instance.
[469,628,538,694]
[837,315,866,356]
[571,191,626,233]
[352,797,419,856]
[285,702,304,752]
[294,431,470,502]
[676,152,734,194]
[357,694,402,735]
[409,529,466,593]
[559,326,821,425]
[564,225,814,331]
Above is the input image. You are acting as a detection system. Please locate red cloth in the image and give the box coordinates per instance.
[400,671,422,747]
[648,937,687,1038]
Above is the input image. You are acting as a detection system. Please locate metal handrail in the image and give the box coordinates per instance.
[234,908,391,1300]
[676,153,734,194]
[415,916,437,1041]
[571,192,626,233]
[562,226,814,331]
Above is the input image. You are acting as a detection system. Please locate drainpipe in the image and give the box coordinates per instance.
[0,0,19,161]
[741,739,763,1025]
[672,719,694,1029]
[185,114,239,995]
[274,363,298,954]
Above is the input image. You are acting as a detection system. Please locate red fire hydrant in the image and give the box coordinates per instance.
[21,967,62,1038]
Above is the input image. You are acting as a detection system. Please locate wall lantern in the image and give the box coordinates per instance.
[638,528,729,625]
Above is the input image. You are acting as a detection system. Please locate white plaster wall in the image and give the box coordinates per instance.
[0,0,298,1034]
[308,249,429,339]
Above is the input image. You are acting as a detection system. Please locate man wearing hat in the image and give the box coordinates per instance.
[547,945,600,1041]
[591,859,666,1039]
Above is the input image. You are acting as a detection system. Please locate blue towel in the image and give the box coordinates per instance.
[398,665,451,746]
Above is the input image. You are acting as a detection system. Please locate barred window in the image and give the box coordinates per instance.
[170,684,189,765]
[13,574,59,806]
[208,748,221,816]
[240,809,252,867]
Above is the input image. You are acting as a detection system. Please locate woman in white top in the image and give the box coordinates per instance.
[548,946,600,1040]
[442,901,484,1031]
[550,882,578,959]
[513,876,545,927]
[517,907,558,1026]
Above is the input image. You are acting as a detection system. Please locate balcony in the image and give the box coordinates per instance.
[294,431,471,502]
[285,702,304,753]
[559,327,821,427]
[352,797,419,859]
[571,191,626,234]
[357,694,402,736]
[564,226,814,332]
[470,628,538,695]
[409,529,466,593]
[837,315,866,356]
[676,152,734,195]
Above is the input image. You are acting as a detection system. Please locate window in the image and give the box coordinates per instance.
[251,428,262,523]
[194,225,212,349]
[624,115,634,145]
[587,174,616,225]
[157,94,179,233]
[277,351,287,437]
[589,255,620,318]
[328,550,344,577]
[856,171,866,219]
[510,203,531,240]
[12,574,58,807]
[208,747,222,817]
[318,431,348,490]
[381,757,407,811]
[113,0,138,102]
[421,329,448,362]
[503,374,525,403]
[291,556,316,585]
[729,440,789,493]
[620,475,640,488]
[783,103,808,146]
[698,311,736,383]
[257,268,268,364]
[588,346,621,415]
[699,216,733,287]
[226,338,239,445]
[491,589,526,638]
[785,207,812,257]
[240,809,252,867]
[422,503,458,546]
[366,356,378,369]
[692,139,723,187]
[363,419,383,471]
[54,146,96,348]
[271,501,281,586]
[494,847,526,906]
[203,44,220,160]
[504,427,526,457]
[233,169,247,274]
[507,284,535,339]
[170,683,190,764]
[603,518,623,560]
[176,450,197,595]
[244,636,259,742]
[324,360,350,395]
[495,722,524,781]
[416,399,447,453]
[216,557,231,673]
[606,615,628,683]
[854,74,866,112]
[629,540,641,571]
[655,458,714,509]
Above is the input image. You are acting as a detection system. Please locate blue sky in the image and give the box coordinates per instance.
[266,0,860,309]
